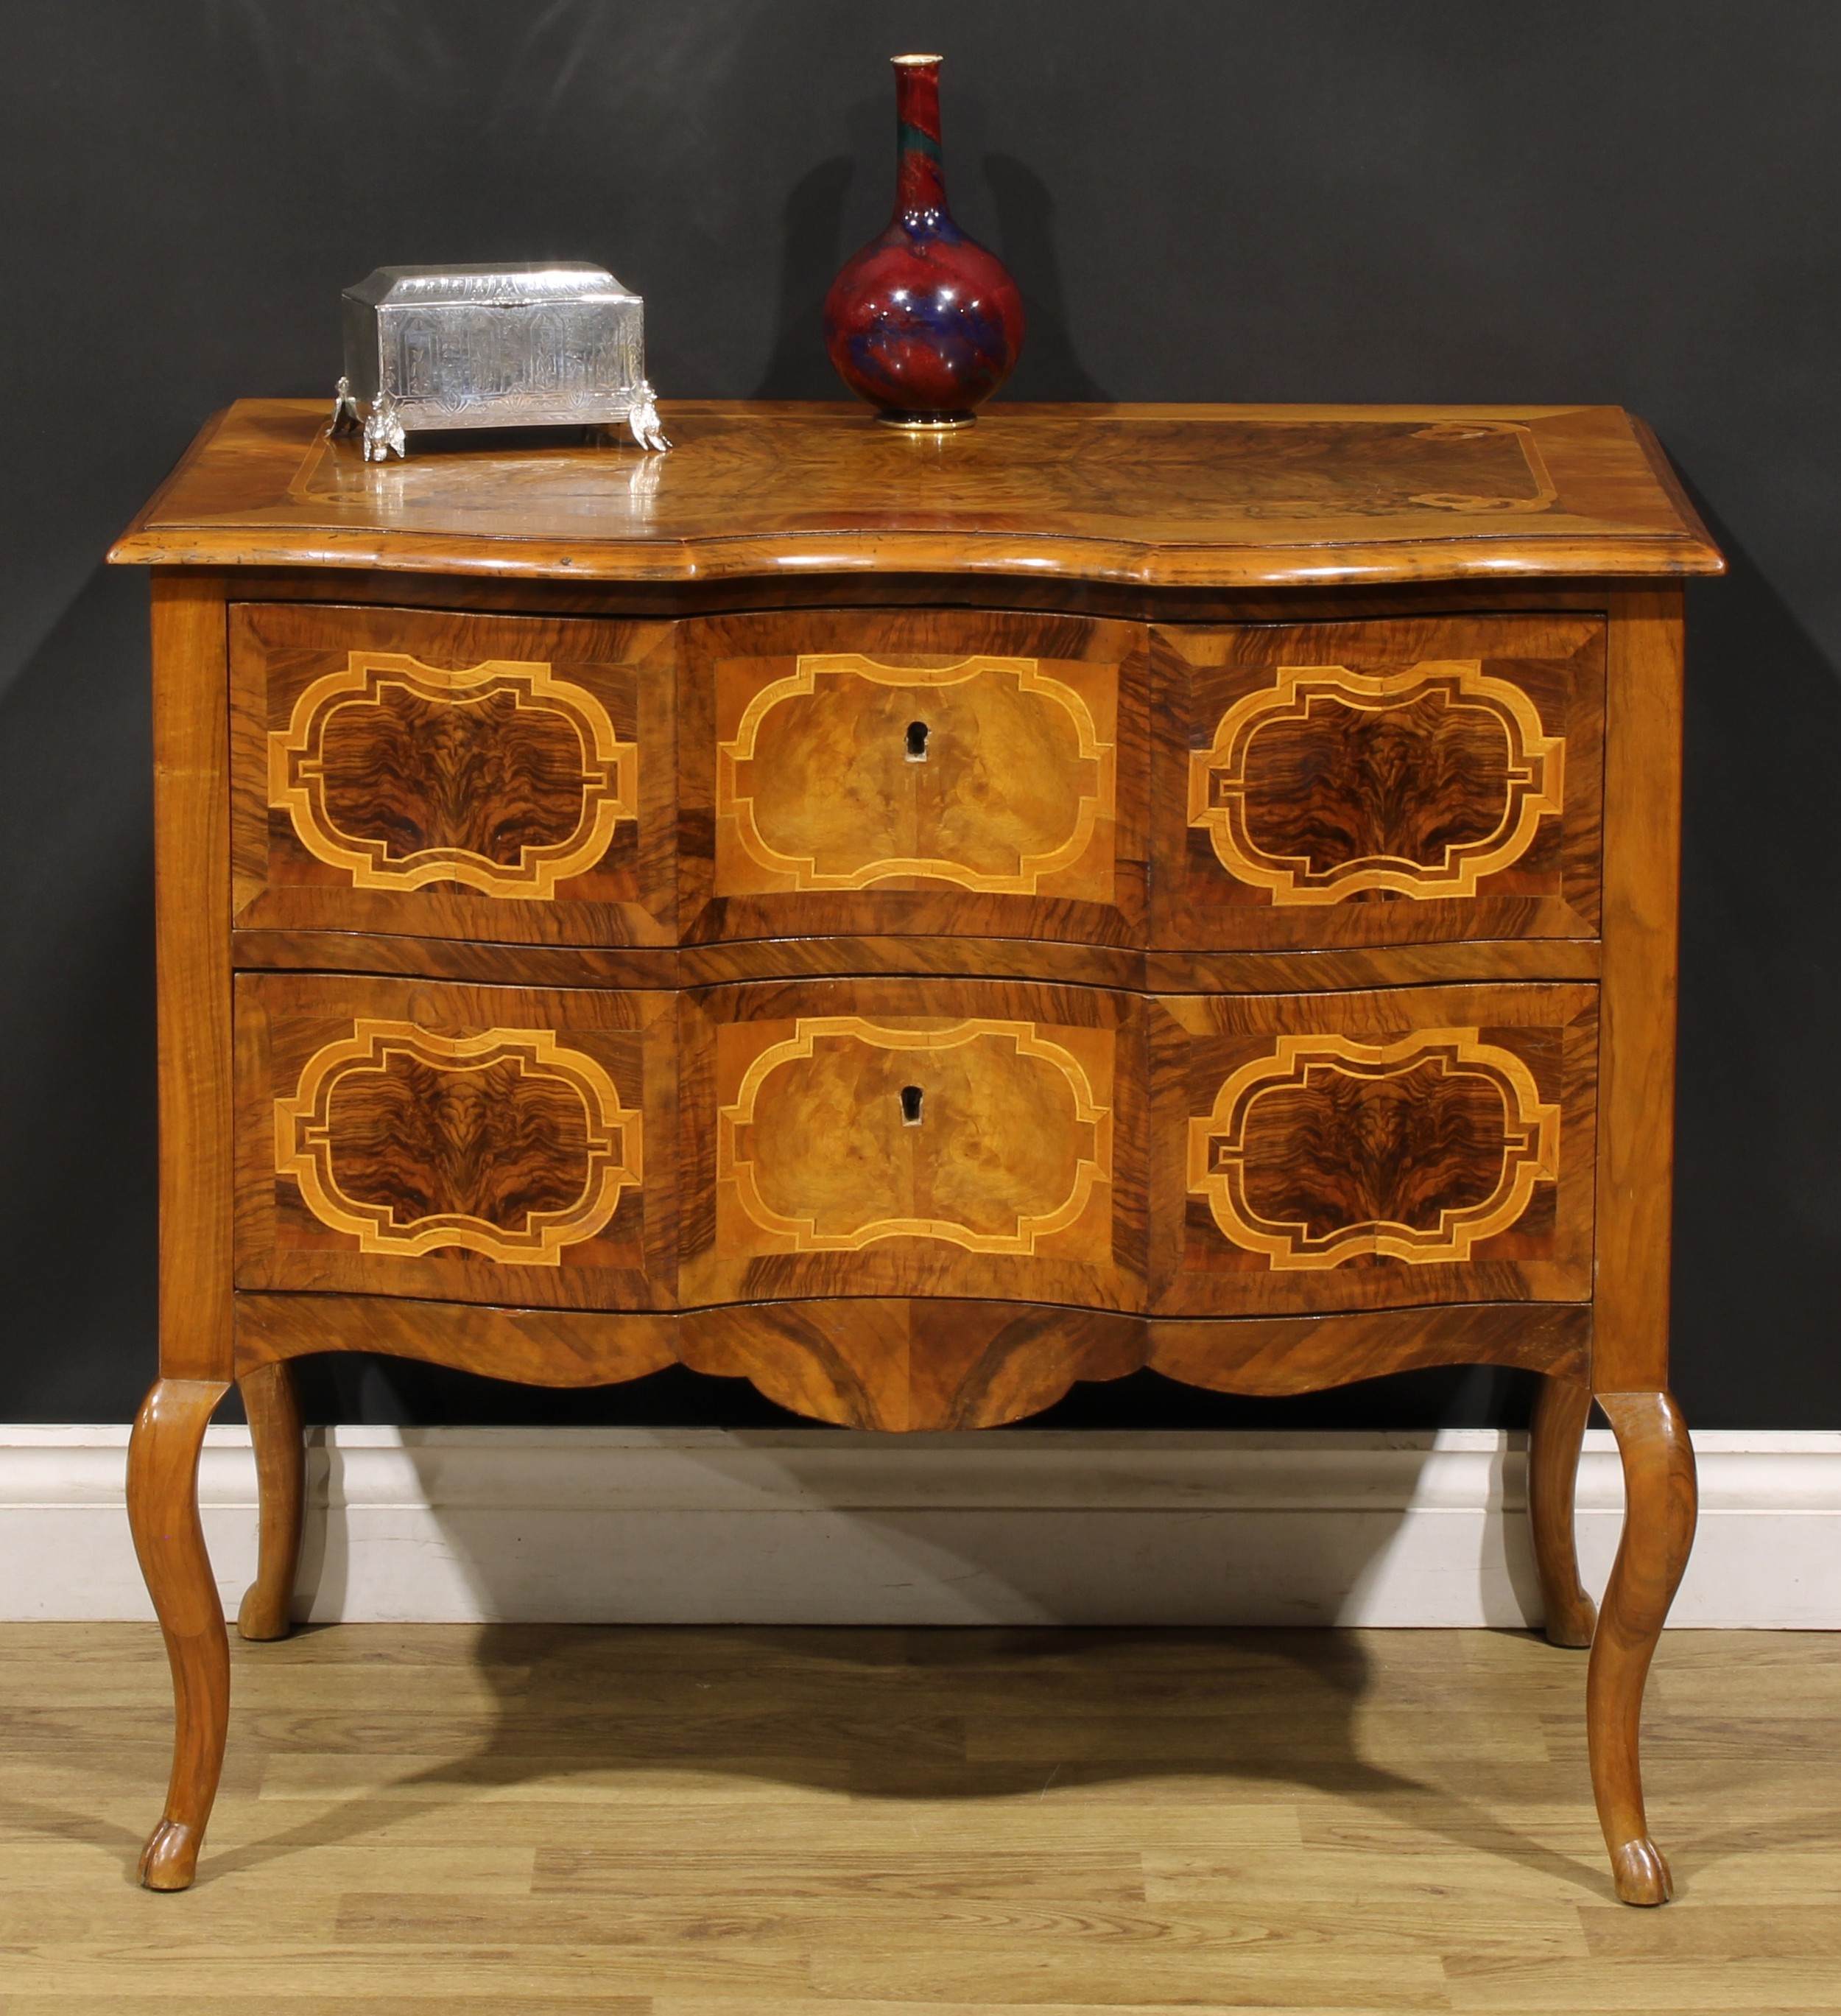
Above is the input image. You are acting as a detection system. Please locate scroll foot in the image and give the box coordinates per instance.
[1610,1835,1674,1906]
[362,391,406,461]
[328,375,362,438]
[138,1819,207,1892]
[627,379,671,452]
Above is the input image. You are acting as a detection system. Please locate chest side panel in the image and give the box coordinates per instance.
[1152,614,1603,951]
[231,601,677,948]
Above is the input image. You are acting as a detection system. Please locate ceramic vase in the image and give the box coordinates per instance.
[823,54,1025,427]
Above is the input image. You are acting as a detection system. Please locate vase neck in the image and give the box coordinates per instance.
[893,56,947,221]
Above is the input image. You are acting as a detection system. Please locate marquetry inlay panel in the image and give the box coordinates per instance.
[717,1016,1113,1254]
[274,1019,642,1265]
[1152,614,1603,952]
[270,651,638,899]
[1189,661,1564,904]
[1187,1028,1559,1270]
[716,653,1115,894]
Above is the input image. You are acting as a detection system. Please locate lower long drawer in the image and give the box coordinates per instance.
[233,972,1596,1316]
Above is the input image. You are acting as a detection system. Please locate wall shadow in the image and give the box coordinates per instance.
[984,152,1110,402]
[1669,499,1841,1426]
[0,564,158,1419]
[753,156,856,399]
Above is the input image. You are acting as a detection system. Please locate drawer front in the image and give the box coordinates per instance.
[232,603,676,946]
[1152,615,1602,950]
[680,979,1145,1310]
[681,611,1147,946]
[235,969,1591,1321]
[1150,983,1596,1315]
[236,973,673,1307]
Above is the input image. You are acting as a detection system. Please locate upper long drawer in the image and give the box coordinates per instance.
[233,601,1602,953]
[1152,614,1603,949]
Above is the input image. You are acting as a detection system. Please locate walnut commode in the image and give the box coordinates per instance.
[110,400,1722,1898]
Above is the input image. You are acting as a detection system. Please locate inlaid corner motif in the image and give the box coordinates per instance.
[270,651,638,899]
[1189,660,1563,904]
[719,1016,1112,1254]
[275,1019,642,1265]
[1187,1028,1558,1270]
[1396,420,1559,513]
[717,653,1115,893]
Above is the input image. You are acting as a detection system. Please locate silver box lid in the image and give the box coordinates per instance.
[344,262,642,311]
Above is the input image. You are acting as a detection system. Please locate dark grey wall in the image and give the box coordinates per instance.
[4,1,1837,1427]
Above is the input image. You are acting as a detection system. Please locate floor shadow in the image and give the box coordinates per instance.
[0,1790,147,1862]
[194,1405,1590,1903]
[197,1619,1604,1899]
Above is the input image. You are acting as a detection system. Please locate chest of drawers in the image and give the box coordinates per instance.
[111,401,1720,1899]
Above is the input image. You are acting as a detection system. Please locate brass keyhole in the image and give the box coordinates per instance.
[900,1084,924,1125]
[904,720,929,762]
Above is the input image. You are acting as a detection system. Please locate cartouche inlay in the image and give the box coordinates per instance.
[718,1015,1113,1254]
[1187,1027,1559,1268]
[717,653,1114,893]
[275,1019,642,1263]
[270,651,638,899]
[1189,661,1563,903]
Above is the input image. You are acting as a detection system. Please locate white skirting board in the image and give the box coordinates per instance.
[2,1425,1837,1629]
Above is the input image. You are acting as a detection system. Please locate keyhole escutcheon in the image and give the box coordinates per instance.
[905,720,929,762]
[900,1084,924,1125]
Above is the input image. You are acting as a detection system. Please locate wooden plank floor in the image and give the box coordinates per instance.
[1,1623,1837,2013]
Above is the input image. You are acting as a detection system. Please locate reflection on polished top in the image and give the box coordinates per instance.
[110,399,1722,586]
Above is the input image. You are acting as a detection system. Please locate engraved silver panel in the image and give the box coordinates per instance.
[340,264,654,435]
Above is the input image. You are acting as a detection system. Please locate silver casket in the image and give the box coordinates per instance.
[335,263,667,458]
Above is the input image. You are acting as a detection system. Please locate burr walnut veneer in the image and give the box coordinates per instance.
[111,400,1721,1900]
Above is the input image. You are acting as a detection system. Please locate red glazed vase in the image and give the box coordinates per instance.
[823,54,1025,427]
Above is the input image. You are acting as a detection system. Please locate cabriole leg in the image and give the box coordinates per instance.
[1587,1388,1697,1905]
[127,1377,230,1891]
[1529,1373,1597,1648]
[236,1358,304,1641]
